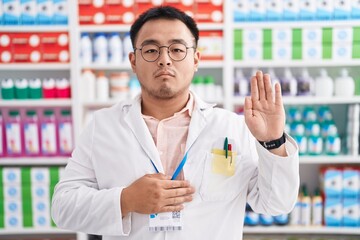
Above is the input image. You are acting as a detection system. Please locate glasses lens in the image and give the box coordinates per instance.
[169,43,187,61]
[141,44,160,62]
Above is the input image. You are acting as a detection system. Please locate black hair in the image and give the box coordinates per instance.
[130,6,199,48]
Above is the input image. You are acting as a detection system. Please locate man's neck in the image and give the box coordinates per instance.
[141,91,190,120]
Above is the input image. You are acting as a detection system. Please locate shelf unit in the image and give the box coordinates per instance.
[2,1,360,240]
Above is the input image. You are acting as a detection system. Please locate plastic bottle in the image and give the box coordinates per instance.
[80,33,93,64]
[23,110,40,156]
[14,78,29,99]
[96,71,109,100]
[297,68,314,96]
[301,185,311,226]
[123,32,133,61]
[110,72,129,100]
[234,68,249,96]
[40,109,57,156]
[315,69,334,97]
[108,32,123,64]
[0,111,5,157]
[55,78,71,98]
[281,68,297,96]
[1,78,15,100]
[191,76,205,99]
[42,78,56,98]
[311,188,323,226]
[129,77,141,99]
[29,78,43,99]
[81,69,96,101]
[204,75,216,102]
[58,109,73,156]
[5,110,23,157]
[93,33,108,64]
[334,68,355,96]
[290,193,301,225]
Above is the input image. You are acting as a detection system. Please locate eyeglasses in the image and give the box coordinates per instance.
[134,43,195,62]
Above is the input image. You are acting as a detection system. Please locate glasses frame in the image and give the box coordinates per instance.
[134,43,196,62]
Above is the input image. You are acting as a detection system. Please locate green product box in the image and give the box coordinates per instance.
[322,43,332,59]
[263,44,272,60]
[234,46,243,60]
[352,43,360,59]
[263,29,272,44]
[292,28,302,44]
[233,29,242,44]
[353,27,360,42]
[292,44,302,60]
[322,28,333,44]
[355,78,360,95]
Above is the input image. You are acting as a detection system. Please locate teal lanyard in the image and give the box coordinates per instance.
[150,152,188,180]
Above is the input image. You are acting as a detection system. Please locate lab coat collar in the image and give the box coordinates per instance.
[122,92,215,173]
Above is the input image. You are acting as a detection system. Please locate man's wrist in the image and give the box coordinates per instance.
[258,133,286,150]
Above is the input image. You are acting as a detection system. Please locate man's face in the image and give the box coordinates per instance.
[129,19,200,100]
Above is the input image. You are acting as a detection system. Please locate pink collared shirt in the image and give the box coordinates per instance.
[142,94,194,180]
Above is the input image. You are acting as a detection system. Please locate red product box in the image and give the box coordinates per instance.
[12,33,42,63]
[194,0,223,23]
[41,32,70,63]
[79,1,107,25]
[0,33,13,63]
[135,0,163,19]
[198,30,223,60]
[106,1,135,24]
[164,0,195,17]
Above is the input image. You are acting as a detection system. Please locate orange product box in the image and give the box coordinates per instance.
[198,30,223,60]
[41,32,70,63]
[106,2,135,24]
[11,33,42,63]
[194,0,223,23]
[0,33,13,63]
[78,2,107,25]
[164,0,195,17]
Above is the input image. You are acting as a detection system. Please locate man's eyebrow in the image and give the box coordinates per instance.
[140,39,189,46]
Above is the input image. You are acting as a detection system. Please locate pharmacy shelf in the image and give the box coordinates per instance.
[0,99,72,107]
[234,20,360,29]
[0,26,69,32]
[0,63,71,70]
[0,157,68,166]
[233,60,360,68]
[243,226,360,235]
[233,96,360,105]
[78,23,223,33]
[0,228,74,235]
[300,155,360,164]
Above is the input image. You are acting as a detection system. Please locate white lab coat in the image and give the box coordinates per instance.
[51,93,299,240]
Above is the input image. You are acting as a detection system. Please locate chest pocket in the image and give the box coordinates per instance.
[199,151,248,202]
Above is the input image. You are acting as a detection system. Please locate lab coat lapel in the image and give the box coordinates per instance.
[123,97,164,173]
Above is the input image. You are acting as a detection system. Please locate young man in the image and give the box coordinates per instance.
[51,6,299,240]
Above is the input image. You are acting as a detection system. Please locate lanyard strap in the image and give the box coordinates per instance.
[150,152,188,180]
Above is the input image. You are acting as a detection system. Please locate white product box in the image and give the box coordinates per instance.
[316,0,334,20]
[333,27,353,43]
[249,0,266,21]
[324,198,342,226]
[33,200,50,227]
[4,185,21,200]
[37,0,53,24]
[243,44,262,61]
[352,0,360,18]
[5,200,22,215]
[3,168,21,184]
[243,28,263,44]
[303,28,322,43]
[343,198,359,227]
[299,0,316,20]
[273,28,291,43]
[332,43,352,60]
[52,0,68,24]
[33,214,51,227]
[282,0,299,20]
[233,0,249,21]
[20,0,36,24]
[303,43,321,60]
[324,169,343,198]
[343,169,359,198]
[273,43,291,61]
[32,184,50,199]
[3,0,20,24]
[265,0,282,21]
[5,214,23,228]
[333,0,351,19]
[31,167,50,184]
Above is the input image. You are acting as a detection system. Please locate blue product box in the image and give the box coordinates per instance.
[324,168,343,198]
[299,0,316,20]
[343,169,359,198]
[36,0,52,24]
[233,0,249,22]
[52,0,67,24]
[343,198,359,227]
[352,1,360,19]
[249,0,266,21]
[265,0,282,21]
[3,0,20,25]
[333,0,351,19]
[325,198,342,226]
[20,0,36,24]
[283,0,299,21]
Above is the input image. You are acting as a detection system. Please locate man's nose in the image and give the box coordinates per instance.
[157,47,172,66]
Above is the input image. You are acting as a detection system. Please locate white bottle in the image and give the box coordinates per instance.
[334,68,355,96]
[297,68,314,96]
[80,33,93,64]
[81,69,96,101]
[281,68,298,96]
[315,69,333,97]
[268,68,280,97]
[108,32,123,64]
[93,33,108,64]
[234,69,249,96]
[96,71,109,100]
[123,33,133,62]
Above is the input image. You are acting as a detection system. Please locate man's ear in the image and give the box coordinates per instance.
[129,52,136,73]
[194,50,201,72]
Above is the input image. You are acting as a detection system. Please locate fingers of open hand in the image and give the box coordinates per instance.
[251,71,273,102]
